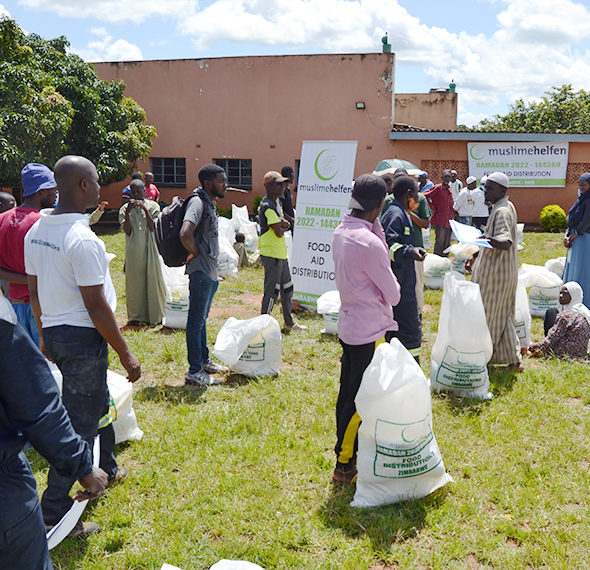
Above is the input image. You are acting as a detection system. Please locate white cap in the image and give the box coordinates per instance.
[466,176,477,184]
[487,171,510,188]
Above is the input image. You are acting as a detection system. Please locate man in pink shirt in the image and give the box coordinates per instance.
[331,173,401,484]
[0,163,57,345]
[423,169,454,256]
[144,171,160,201]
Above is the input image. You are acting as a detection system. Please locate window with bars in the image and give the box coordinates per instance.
[150,157,186,188]
[213,158,252,190]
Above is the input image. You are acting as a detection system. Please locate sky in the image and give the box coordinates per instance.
[2,0,590,127]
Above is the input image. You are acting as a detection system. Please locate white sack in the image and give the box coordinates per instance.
[160,258,190,329]
[48,363,143,444]
[218,216,236,244]
[317,290,341,335]
[516,223,524,244]
[423,254,452,289]
[514,277,532,349]
[218,235,239,279]
[544,256,566,279]
[352,338,452,508]
[444,243,479,274]
[518,263,563,317]
[213,315,281,377]
[232,204,258,252]
[210,561,267,570]
[284,229,293,264]
[430,272,493,399]
[422,227,432,250]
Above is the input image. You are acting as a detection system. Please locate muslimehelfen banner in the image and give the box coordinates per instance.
[467,142,569,187]
[291,140,358,308]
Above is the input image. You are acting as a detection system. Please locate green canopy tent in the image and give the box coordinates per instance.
[373,158,422,177]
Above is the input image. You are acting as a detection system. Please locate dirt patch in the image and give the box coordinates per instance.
[369,563,398,570]
[210,292,262,319]
[465,554,481,569]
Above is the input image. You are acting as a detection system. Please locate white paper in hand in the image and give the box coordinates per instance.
[46,436,100,550]
[450,220,492,248]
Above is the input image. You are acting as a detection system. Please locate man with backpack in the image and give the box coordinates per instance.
[179,164,230,386]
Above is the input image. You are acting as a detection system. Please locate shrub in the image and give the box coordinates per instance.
[539,204,567,231]
[252,195,263,215]
[216,205,232,219]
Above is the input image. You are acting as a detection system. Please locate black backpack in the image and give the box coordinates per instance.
[155,192,202,267]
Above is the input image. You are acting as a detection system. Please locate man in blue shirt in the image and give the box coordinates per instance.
[381,176,427,362]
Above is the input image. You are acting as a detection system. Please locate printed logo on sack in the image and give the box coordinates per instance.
[435,346,487,390]
[314,149,338,181]
[373,417,442,479]
[239,340,266,362]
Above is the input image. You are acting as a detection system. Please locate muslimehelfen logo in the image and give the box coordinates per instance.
[469,144,485,160]
[314,149,338,181]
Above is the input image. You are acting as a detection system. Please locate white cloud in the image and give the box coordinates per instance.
[70,30,143,61]
[17,0,196,23]
[0,3,9,17]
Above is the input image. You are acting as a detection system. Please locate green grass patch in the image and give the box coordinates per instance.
[31,229,590,570]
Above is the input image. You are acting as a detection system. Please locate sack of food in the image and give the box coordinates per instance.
[213,315,281,377]
[445,243,479,274]
[518,263,563,317]
[514,277,532,349]
[423,254,452,289]
[232,204,259,252]
[422,226,432,250]
[160,258,190,329]
[317,290,341,334]
[544,257,566,279]
[218,236,239,279]
[430,272,493,399]
[351,338,452,508]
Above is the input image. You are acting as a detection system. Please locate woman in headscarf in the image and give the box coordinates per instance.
[530,282,590,359]
[563,173,590,308]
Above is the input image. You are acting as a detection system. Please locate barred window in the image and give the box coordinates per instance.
[214,158,252,190]
[150,157,186,188]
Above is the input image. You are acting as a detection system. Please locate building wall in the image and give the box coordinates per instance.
[394,93,457,131]
[93,53,396,210]
[388,138,587,223]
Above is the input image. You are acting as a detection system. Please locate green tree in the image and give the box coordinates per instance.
[0,17,156,194]
[474,85,590,133]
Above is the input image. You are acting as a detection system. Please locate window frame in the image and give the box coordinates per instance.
[150,157,187,188]
[213,158,252,190]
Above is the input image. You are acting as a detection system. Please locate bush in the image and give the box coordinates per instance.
[252,195,263,215]
[216,205,232,219]
[539,204,567,231]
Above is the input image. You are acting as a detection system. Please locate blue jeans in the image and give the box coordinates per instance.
[40,325,112,526]
[186,271,218,374]
[0,454,53,570]
[11,302,39,347]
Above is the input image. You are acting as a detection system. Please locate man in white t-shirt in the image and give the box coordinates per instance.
[25,155,141,537]
[454,175,477,225]
[449,170,463,201]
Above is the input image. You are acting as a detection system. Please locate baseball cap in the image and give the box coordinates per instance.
[415,171,428,178]
[22,163,56,197]
[348,173,387,211]
[487,171,510,188]
[466,176,477,184]
[263,171,289,185]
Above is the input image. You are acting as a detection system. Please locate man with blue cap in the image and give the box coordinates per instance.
[0,163,57,345]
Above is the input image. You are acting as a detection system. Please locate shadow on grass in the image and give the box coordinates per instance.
[319,484,448,550]
[488,365,519,396]
[139,385,207,405]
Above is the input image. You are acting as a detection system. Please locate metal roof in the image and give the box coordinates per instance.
[389,127,590,142]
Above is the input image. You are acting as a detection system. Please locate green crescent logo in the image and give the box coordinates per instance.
[401,425,419,443]
[469,144,485,161]
[314,149,338,181]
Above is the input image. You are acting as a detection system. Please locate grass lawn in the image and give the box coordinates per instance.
[30,229,590,570]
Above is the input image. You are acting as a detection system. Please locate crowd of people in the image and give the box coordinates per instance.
[1,155,590,567]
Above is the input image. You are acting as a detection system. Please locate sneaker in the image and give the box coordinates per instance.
[55,520,101,538]
[283,321,308,332]
[202,360,230,374]
[108,466,129,486]
[185,369,223,386]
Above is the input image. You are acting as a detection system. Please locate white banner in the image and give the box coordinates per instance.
[467,142,569,187]
[291,140,358,308]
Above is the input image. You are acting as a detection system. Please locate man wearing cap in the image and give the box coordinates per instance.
[454,176,478,225]
[467,172,523,371]
[331,173,401,484]
[472,176,490,230]
[423,169,454,257]
[0,164,57,345]
[259,170,307,331]
[449,170,463,201]
[180,163,230,386]
[415,171,434,193]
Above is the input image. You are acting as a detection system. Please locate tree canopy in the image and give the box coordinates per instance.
[474,85,590,133]
[0,17,156,191]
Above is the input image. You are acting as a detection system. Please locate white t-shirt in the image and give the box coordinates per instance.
[449,180,463,201]
[24,210,116,328]
[454,188,474,217]
[471,188,489,217]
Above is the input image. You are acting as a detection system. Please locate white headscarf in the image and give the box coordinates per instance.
[563,281,590,325]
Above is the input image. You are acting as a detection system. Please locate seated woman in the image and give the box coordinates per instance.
[530,282,590,359]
